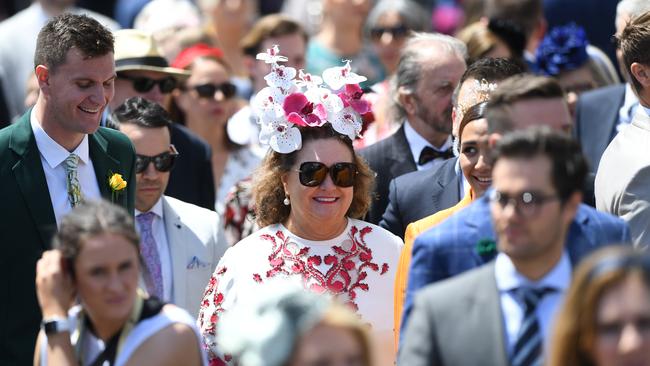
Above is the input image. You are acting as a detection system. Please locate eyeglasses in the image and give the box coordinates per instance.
[118,75,178,94]
[489,190,559,217]
[296,162,358,188]
[184,82,237,99]
[369,25,410,41]
[135,145,179,174]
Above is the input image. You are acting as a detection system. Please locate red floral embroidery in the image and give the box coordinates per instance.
[253,225,389,310]
[199,266,227,336]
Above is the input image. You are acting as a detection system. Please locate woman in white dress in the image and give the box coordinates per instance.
[34,201,205,366]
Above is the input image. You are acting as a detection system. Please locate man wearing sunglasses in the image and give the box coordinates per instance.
[115,96,227,317]
[400,75,631,351]
[110,29,216,211]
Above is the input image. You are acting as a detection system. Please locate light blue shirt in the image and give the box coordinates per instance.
[618,84,640,131]
[494,250,571,357]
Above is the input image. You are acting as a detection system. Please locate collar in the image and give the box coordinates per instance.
[643,105,650,117]
[30,108,90,169]
[454,157,470,199]
[135,197,164,219]
[495,250,571,293]
[623,84,639,112]
[403,120,452,165]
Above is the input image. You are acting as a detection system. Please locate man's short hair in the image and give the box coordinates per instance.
[453,57,524,107]
[484,0,543,40]
[392,32,467,121]
[34,13,114,73]
[493,126,587,203]
[240,14,308,57]
[112,97,173,129]
[617,11,650,94]
[485,74,564,134]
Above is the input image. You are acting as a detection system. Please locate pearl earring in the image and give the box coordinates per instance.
[283,196,290,206]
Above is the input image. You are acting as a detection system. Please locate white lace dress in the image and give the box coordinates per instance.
[198,218,402,365]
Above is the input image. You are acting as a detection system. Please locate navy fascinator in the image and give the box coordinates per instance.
[535,24,589,76]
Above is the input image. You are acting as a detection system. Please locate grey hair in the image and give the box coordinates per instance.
[364,0,431,34]
[391,32,468,121]
[617,0,650,23]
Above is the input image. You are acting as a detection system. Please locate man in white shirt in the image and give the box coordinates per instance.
[0,14,135,365]
[115,96,227,317]
[399,127,587,366]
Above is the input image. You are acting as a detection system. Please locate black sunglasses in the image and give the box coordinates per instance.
[369,25,410,41]
[297,162,358,188]
[185,82,237,99]
[118,74,178,94]
[135,145,179,174]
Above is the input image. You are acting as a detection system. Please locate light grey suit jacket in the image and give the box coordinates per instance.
[595,107,650,247]
[398,262,508,366]
[162,196,228,317]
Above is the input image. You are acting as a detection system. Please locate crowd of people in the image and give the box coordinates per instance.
[1,0,650,365]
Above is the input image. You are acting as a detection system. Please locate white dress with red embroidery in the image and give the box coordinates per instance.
[198,218,402,365]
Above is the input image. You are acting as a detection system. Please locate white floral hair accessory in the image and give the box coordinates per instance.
[253,45,370,154]
[217,279,329,366]
[453,78,498,156]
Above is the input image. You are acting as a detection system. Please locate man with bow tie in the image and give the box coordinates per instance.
[359,32,467,225]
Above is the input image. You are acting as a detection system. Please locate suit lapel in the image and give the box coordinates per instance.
[430,158,461,210]
[163,197,187,306]
[388,125,417,176]
[473,263,509,365]
[9,113,56,248]
[89,131,121,201]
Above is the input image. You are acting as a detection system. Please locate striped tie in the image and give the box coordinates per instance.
[511,286,554,366]
[63,154,83,208]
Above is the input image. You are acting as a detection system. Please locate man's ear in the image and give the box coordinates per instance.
[630,62,650,88]
[34,65,50,93]
[398,86,417,116]
[562,190,583,224]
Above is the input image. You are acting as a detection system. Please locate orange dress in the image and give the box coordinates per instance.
[393,189,475,348]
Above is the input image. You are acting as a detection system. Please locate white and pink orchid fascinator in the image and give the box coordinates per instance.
[253,45,370,154]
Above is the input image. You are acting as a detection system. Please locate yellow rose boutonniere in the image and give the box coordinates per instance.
[108,172,127,203]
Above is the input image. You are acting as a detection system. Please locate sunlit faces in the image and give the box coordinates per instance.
[490,155,569,264]
[120,123,172,212]
[409,51,466,136]
[453,78,478,136]
[74,233,140,328]
[459,118,492,197]
[506,97,573,135]
[370,10,409,75]
[175,58,236,131]
[281,139,354,240]
[38,49,115,140]
[112,70,176,109]
[593,273,650,366]
[558,65,598,118]
[261,34,306,71]
[289,324,366,366]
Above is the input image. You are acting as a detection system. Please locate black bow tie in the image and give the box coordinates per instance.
[418,146,454,165]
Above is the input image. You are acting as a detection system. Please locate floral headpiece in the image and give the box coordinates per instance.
[535,23,589,76]
[453,78,497,156]
[253,45,370,154]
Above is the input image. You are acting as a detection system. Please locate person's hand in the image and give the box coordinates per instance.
[36,250,75,318]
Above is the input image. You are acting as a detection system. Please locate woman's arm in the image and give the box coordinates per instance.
[126,322,203,366]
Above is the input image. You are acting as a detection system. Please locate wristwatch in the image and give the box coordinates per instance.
[42,317,71,335]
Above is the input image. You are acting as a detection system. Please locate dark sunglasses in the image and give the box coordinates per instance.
[135,145,179,174]
[369,25,410,41]
[297,162,358,188]
[185,82,237,99]
[118,74,178,94]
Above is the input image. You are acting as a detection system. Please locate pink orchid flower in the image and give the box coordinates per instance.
[283,93,327,127]
[338,84,370,115]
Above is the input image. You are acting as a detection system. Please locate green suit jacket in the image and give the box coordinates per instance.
[0,110,135,365]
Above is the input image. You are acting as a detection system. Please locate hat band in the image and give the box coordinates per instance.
[116,56,170,69]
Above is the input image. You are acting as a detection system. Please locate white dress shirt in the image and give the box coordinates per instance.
[403,120,453,171]
[494,250,571,357]
[618,84,640,130]
[30,110,101,226]
[136,198,173,302]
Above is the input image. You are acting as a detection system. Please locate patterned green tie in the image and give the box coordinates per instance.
[64,154,83,208]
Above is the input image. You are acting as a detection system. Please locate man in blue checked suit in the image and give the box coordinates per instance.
[399,127,629,366]
[399,75,631,353]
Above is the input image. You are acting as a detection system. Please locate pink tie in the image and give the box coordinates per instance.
[136,212,163,299]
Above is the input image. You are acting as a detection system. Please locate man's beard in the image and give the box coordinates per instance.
[416,103,452,135]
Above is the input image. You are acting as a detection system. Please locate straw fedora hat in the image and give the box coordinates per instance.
[114,29,191,78]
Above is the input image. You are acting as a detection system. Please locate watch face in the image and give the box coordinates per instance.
[42,319,70,335]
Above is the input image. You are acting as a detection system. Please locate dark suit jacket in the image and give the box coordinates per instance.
[0,111,136,365]
[166,123,215,211]
[359,125,417,224]
[399,262,507,366]
[574,84,626,172]
[400,192,631,345]
[380,157,460,238]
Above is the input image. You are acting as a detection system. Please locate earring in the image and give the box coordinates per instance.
[283,195,290,206]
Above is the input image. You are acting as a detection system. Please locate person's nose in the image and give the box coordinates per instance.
[618,322,644,355]
[380,31,394,45]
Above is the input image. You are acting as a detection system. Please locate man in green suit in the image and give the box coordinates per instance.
[0,14,135,365]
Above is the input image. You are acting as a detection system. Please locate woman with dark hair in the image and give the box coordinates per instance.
[198,48,402,366]
[34,201,205,366]
[549,246,650,366]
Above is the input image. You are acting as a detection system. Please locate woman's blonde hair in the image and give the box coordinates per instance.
[252,125,374,227]
[549,245,650,366]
